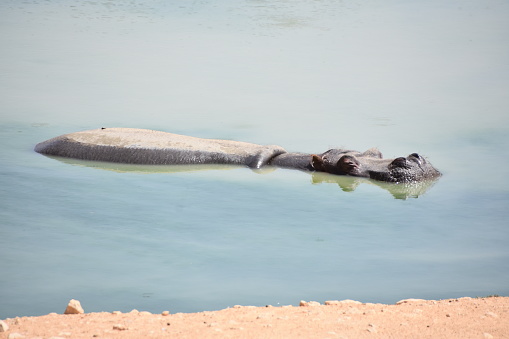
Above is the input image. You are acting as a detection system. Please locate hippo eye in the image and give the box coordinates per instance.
[410,153,421,159]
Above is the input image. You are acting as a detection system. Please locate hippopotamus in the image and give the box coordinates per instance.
[35,128,441,183]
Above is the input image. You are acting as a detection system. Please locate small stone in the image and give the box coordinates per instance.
[139,311,152,315]
[367,324,377,333]
[299,300,320,307]
[0,320,9,332]
[395,299,427,305]
[112,311,122,315]
[324,300,341,305]
[458,297,473,301]
[483,333,494,338]
[64,299,84,314]
[129,309,139,314]
[339,299,362,305]
[113,324,128,331]
[8,333,25,339]
[161,311,170,316]
[446,313,451,317]
[485,312,498,318]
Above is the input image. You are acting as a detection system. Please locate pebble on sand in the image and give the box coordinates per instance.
[396,299,428,305]
[0,320,9,332]
[299,301,321,307]
[64,299,84,315]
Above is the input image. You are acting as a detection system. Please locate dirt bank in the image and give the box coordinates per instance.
[1,297,508,338]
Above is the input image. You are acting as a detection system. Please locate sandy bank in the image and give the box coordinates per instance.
[1,297,508,338]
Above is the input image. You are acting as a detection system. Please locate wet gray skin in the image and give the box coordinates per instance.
[309,149,441,183]
[35,128,441,183]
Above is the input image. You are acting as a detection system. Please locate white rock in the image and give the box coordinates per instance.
[113,324,128,331]
[395,298,427,305]
[367,325,378,333]
[8,333,25,339]
[340,299,362,305]
[64,299,84,314]
[0,320,9,332]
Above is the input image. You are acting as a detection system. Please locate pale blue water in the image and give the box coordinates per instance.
[1,0,509,318]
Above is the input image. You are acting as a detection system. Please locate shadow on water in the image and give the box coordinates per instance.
[48,155,440,200]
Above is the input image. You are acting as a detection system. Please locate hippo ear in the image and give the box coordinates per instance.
[311,155,326,171]
[362,148,382,159]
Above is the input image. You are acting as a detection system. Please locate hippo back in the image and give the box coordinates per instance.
[35,128,287,169]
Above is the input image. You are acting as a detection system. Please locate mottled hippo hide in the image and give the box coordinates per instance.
[35,128,441,183]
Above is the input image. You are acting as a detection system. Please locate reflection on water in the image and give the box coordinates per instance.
[310,172,440,200]
[49,155,245,174]
[49,155,441,200]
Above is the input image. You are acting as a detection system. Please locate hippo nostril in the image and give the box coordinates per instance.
[391,157,409,168]
[409,153,425,165]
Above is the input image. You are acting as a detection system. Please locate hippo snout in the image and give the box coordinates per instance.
[390,153,426,169]
[390,157,412,169]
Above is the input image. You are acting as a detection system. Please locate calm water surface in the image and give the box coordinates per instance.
[1,0,508,318]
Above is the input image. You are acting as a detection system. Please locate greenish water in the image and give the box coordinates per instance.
[1,0,509,318]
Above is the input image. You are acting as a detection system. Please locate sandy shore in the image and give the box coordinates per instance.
[1,297,507,338]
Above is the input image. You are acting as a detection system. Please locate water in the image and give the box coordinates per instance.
[1,0,509,318]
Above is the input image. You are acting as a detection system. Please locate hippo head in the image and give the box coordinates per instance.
[311,148,441,183]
